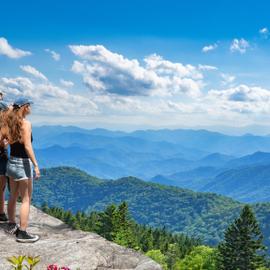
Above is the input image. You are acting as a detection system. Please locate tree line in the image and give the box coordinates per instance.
[41,202,270,270]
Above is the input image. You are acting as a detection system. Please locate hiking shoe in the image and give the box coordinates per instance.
[5,223,19,235]
[0,213,8,223]
[16,229,40,243]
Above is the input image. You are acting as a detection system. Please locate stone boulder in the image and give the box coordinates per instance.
[0,205,162,270]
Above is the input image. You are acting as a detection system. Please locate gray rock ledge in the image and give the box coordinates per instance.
[0,204,162,270]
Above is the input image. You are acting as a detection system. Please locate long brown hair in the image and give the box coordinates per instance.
[0,109,10,146]
[0,111,5,131]
[6,105,28,144]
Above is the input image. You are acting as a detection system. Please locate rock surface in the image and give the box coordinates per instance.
[0,204,162,270]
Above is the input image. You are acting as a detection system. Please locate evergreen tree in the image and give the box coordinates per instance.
[113,201,137,248]
[64,210,73,224]
[98,204,117,240]
[165,243,180,269]
[41,202,49,213]
[139,227,154,252]
[87,211,102,232]
[217,205,266,270]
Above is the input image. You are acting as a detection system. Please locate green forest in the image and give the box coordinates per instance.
[41,202,270,270]
[32,167,270,248]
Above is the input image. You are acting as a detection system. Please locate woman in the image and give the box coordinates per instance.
[0,101,9,223]
[6,97,40,243]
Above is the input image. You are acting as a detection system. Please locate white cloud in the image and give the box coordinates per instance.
[0,74,197,117]
[221,73,236,85]
[89,93,198,115]
[3,42,270,127]
[0,76,98,116]
[206,84,270,114]
[60,79,74,88]
[20,65,48,81]
[230,38,250,54]
[259,27,269,39]
[198,64,218,71]
[202,43,218,53]
[0,37,31,59]
[69,45,203,98]
[144,54,202,80]
[45,48,61,61]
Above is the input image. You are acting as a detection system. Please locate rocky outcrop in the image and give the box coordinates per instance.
[0,205,162,270]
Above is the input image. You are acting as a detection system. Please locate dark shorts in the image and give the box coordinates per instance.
[6,156,33,181]
[0,156,7,176]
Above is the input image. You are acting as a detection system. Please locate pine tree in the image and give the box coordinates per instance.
[87,211,102,232]
[41,202,49,213]
[113,201,137,248]
[98,204,117,240]
[140,227,154,252]
[217,205,267,270]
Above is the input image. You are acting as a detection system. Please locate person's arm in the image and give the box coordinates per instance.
[22,120,40,179]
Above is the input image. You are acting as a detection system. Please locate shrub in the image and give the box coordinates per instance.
[7,255,40,270]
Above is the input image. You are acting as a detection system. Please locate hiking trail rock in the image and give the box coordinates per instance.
[0,204,162,270]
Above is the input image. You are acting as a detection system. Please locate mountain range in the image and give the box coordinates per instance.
[33,126,270,203]
[32,166,270,251]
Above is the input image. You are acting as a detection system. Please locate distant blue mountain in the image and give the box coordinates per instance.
[130,129,270,156]
[197,153,235,167]
[151,166,222,190]
[150,153,235,189]
[151,152,270,198]
[35,144,202,179]
[33,126,270,200]
[36,145,133,179]
[34,130,207,159]
[201,164,270,202]
[225,151,270,168]
[33,126,270,156]
[33,126,126,139]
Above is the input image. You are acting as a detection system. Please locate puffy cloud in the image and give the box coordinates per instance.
[45,48,61,61]
[206,84,270,114]
[0,37,31,59]
[0,76,98,116]
[202,43,218,53]
[20,65,48,81]
[144,54,202,80]
[69,45,203,98]
[230,38,250,54]
[60,79,74,88]
[259,27,269,39]
[4,42,270,126]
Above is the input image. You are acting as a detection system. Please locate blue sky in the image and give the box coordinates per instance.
[1,0,270,134]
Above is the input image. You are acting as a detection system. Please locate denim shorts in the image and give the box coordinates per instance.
[6,156,33,181]
[0,156,7,176]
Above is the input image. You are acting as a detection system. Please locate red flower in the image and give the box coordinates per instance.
[47,265,58,270]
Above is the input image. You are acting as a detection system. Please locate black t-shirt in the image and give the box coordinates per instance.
[10,134,33,158]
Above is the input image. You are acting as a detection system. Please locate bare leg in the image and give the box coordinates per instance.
[18,179,32,230]
[0,175,6,214]
[7,177,19,223]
